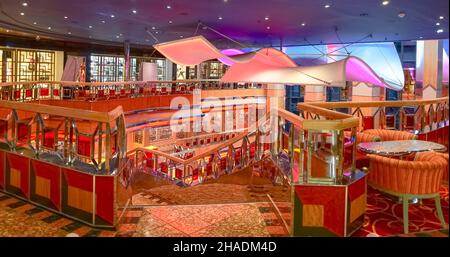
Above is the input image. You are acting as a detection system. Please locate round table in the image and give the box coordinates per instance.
[357,140,447,157]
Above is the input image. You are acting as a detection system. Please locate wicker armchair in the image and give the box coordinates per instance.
[367,152,447,233]
[361,129,417,141]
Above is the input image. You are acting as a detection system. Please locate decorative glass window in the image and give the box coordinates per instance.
[0,47,55,82]
[133,130,144,144]
[90,54,125,82]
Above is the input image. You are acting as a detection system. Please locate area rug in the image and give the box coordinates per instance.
[353,186,449,237]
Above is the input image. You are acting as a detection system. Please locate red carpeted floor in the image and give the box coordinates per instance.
[353,186,449,237]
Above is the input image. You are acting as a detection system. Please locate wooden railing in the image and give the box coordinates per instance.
[305,97,449,133]
[0,100,127,174]
[0,80,262,102]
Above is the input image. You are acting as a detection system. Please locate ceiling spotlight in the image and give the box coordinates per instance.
[89,36,92,38]
[437,29,444,33]
[132,10,137,14]
[116,35,120,38]
[89,25,93,28]
[419,36,423,39]
[155,31,159,34]
[110,14,115,18]
[301,22,306,26]
[152,26,156,29]
[264,16,269,21]
[436,22,440,26]
[6,29,9,33]
[218,16,223,20]
[382,0,389,5]
[64,16,68,19]
[22,3,28,7]
[145,39,150,42]
[33,21,37,25]
[68,31,72,34]
[324,4,330,8]
[168,20,173,23]
[47,26,51,30]
[180,36,184,38]
[439,16,444,20]
[266,26,271,30]
[101,20,106,23]
[20,12,25,16]
[398,11,406,18]
[166,5,172,9]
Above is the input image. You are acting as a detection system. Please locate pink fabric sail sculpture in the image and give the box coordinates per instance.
[154,36,404,90]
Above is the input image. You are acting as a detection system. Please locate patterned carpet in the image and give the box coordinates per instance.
[352,186,449,237]
[0,186,448,237]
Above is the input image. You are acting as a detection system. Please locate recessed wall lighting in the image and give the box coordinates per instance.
[324,4,331,8]
[382,1,389,5]
[132,10,137,14]
[437,29,444,33]
[22,3,28,7]
[436,22,440,26]
[20,12,25,16]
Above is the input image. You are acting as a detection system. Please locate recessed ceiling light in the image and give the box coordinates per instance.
[89,25,93,28]
[264,16,269,21]
[116,35,120,38]
[419,36,423,39]
[101,20,106,23]
[47,26,51,30]
[119,33,123,36]
[180,35,183,38]
[6,29,9,32]
[152,26,156,29]
[145,39,150,42]
[218,16,223,20]
[68,31,72,34]
[110,14,115,18]
[89,36,92,38]
[22,3,28,7]
[398,11,406,18]
[436,22,440,26]
[132,10,137,14]
[33,22,37,25]
[166,5,172,9]
[64,16,68,19]
[20,12,25,16]
[439,16,444,20]
[324,4,331,8]
[382,0,389,5]
[301,22,306,26]
[437,29,444,33]
[168,20,173,23]
[266,26,270,30]
[155,31,159,34]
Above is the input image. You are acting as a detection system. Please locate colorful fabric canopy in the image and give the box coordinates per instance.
[154,36,404,90]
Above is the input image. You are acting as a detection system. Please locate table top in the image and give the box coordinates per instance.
[357,140,447,157]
